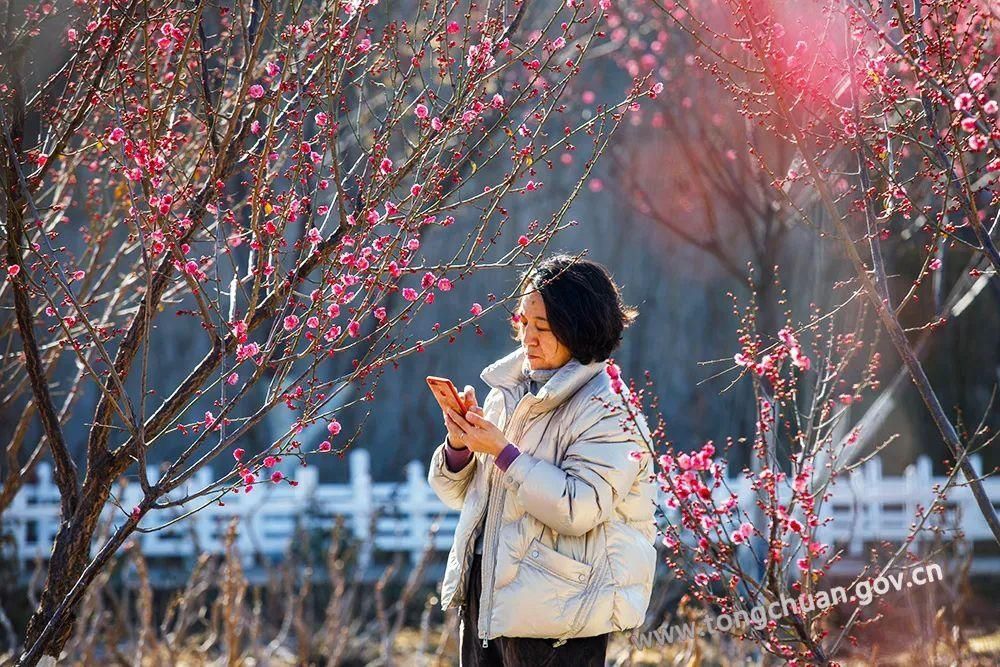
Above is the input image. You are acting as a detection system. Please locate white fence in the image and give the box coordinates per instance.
[2,451,998,573]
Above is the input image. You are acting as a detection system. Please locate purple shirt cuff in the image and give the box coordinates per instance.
[444,438,473,472]
[493,443,521,472]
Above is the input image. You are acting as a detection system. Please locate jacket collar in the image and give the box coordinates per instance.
[480,347,606,411]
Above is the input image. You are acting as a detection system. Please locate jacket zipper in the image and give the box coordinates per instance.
[479,390,533,647]
[480,472,502,647]
[450,385,520,610]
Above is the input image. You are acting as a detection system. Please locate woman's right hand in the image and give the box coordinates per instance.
[444,386,479,449]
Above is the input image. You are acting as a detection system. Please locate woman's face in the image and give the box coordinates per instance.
[516,292,573,370]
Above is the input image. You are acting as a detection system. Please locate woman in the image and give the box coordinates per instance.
[427,254,657,666]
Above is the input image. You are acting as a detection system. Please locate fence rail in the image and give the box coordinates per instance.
[2,451,998,573]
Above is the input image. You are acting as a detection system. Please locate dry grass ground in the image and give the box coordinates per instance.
[6,628,995,666]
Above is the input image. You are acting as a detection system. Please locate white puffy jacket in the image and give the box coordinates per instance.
[427,347,658,647]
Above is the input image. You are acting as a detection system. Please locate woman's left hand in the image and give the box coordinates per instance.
[445,407,507,458]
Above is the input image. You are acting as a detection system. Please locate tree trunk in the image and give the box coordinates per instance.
[21,462,115,663]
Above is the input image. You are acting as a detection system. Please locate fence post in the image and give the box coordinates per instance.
[911,457,932,544]
[9,475,29,559]
[848,467,864,557]
[865,457,882,551]
[36,462,53,499]
[407,460,429,565]
[966,456,984,542]
[350,449,373,571]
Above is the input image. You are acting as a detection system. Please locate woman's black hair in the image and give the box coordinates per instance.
[513,254,638,364]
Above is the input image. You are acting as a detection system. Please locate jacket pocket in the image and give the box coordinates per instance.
[506,538,594,638]
[523,537,593,586]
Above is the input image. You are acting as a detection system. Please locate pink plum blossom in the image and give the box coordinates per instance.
[968,134,987,151]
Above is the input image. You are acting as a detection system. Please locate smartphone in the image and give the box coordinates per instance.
[426,376,468,415]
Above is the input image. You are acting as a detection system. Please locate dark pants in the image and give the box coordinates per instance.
[460,553,609,666]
